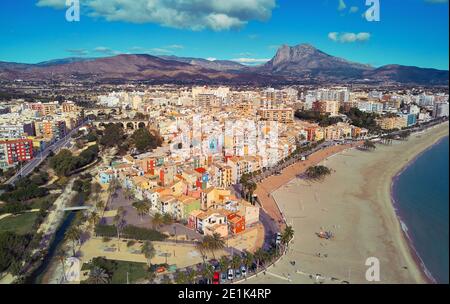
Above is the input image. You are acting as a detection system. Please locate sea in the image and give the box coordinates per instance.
[392,136,449,284]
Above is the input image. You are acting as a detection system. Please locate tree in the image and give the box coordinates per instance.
[209,233,225,258]
[131,128,163,152]
[152,213,164,230]
[100,123,125,147]
[49,149,78,176]
[219,256,230,273]
[132,201,150,222]
[363,139,376,151]
[199,234,224,260]
[162,213,174,225]
[141,241,156,267]
[281,225,294,248]
[65,226,82,257]
[243,251,254,276]
[305,165,332,181]
[201,264,215,283]
[113,207,126,251]
[89,212,101,228]
[231,254,242,271]
[254,248,266,273]
[196,241,209,265]
[87,267,110,284]
[175,271,188,284]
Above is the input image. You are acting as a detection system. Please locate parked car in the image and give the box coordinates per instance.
[241,266,247,277]
[235,268,241,279]
[220,272,227,284]
[227,269,234,281]
[213,272,220,284]
[275,232,282,245]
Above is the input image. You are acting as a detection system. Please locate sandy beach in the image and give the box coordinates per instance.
[244,122,449,284]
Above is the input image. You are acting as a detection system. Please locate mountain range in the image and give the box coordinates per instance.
[0,44,448,86]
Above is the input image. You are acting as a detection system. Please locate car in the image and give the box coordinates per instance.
[227,269,234,281]
[213,272,220,284]
[220,272,227,284]
[235,268,241,279]
[241,266,247,277]
[275,232,282,245]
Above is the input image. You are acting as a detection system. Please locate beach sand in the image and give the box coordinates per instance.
[244,122,449,284]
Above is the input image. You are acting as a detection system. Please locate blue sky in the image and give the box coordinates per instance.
[0,0,448,69]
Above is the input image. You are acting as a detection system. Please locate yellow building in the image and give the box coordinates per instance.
[257,108,294,123]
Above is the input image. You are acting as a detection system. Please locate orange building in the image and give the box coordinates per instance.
[227,212,245,234]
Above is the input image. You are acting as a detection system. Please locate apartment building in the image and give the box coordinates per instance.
[257,108,294,123]
[0,138,34,168]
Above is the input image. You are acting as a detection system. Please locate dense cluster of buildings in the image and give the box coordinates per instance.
[0,100,81,168]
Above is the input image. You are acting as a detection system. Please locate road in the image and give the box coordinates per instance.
[5,119,90,185]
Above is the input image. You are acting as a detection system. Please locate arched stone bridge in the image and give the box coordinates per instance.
[92,119,155,131]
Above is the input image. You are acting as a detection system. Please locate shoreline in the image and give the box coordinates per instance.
[390,132,449,284]
[247,122,448,284]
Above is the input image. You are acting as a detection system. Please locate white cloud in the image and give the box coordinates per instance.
[328,32,371,43]
[36,0,277,31]
[148,48,172,54]
[328,32,339,42]
[206,57,217,61]
[166,44,184,49]
[230,58,271,65]
[94,46,121,55]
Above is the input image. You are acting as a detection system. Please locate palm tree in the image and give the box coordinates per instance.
[231,254,242,271]
[96,200,105,215]
[186,268,197,284]
[108,178,119,196]
[363,139,376,151]
[88,267,110,284]
[141,241,156,268]
[56,248,67,282]
[219,256,230,273]
[162,213,174,225]
[243,251,254,275]
[88,211,101,228]
[175,271,188,284]
[65,226,82,257]
[254,248,265,274]
[281,225,294,248]
[152,212,164,230]
[132,201,150,222]
[201,264,215,283]
[196,241,209,265]
[113,207,126,251]
[209,233,225,258]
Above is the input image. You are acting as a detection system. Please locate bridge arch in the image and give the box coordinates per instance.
[126,122,135,130]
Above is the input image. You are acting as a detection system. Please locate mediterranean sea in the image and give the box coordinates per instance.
[393,136,449,283]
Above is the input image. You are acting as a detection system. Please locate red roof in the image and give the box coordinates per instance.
[194,167,206,174]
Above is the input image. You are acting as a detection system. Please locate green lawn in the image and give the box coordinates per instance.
[82,259,148,284]
[111,260,148,284]
[0,212,38,234]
